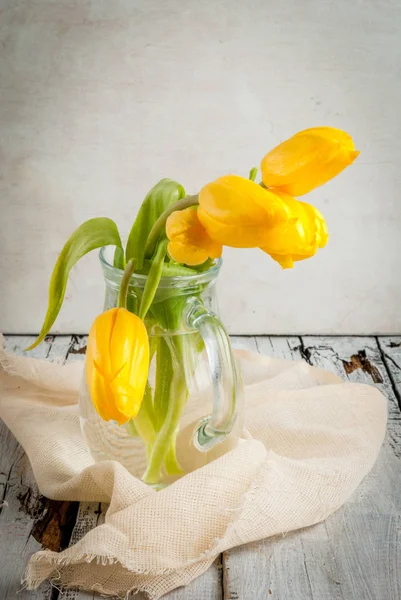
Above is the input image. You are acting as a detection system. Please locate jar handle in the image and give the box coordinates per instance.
[186,298,242,451]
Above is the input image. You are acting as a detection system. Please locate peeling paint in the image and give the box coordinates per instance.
[68,344,87,355]
[17,488,79,552]
[342,350,383,384]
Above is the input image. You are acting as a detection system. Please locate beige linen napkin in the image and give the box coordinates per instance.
[0,335,387,599]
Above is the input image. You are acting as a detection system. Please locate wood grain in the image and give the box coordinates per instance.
[0,336,78,600]
[378,336,401,408]
[303,336,401,458]
[303,337,400,600]
[222,336,401,600]
[1,335,400,600]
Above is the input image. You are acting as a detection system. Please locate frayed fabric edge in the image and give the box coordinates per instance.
[24,443,269,594]
[21,576,153,600]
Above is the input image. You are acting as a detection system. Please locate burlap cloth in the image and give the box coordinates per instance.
[0,334,387,599]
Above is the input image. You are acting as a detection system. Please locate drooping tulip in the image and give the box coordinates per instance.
[198,175,291,248]
[260,191,329,268]
[86,307,149,425]
[195,174,328,268]
[166,207,222,266]
[261,127,359,196]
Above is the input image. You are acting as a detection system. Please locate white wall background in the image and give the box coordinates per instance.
[0,0,400,335]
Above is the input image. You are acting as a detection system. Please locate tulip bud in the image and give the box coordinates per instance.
[86,308,149,425]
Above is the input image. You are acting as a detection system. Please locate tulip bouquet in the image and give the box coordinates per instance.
[29,127,358,484]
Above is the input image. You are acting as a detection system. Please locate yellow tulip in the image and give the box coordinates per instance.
[261,127,359,196]
[166,207,223,266]
[198,175,291,247]
[260,191,329,268]
[86,307,149,425]
[195,174,328,268]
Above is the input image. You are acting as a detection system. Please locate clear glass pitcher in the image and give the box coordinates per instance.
[79,247,243,486]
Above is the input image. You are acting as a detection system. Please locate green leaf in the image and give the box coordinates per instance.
[27,218,123,350]
[140,259,198,278]
[125,178,185,270]
[113,246,125,269]
[190,258,217,272]
[138,240,168,320]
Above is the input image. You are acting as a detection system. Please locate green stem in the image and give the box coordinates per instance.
[153,337,184,475]
[138,240,168,320]
[117,259,135,309]
[125,419,139,437]
[154,337,173,430]
[249,167,258,182]
[133,383,157,451]
[128,336,159,445]
[142,335,187,484]
[144,195,199,259]
[164,435,184,475]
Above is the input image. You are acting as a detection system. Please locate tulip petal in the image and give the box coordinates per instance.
[261,127,359,196]
[260,193,329,268]
[86,308,149,425]
[166,207,222,266]
[294,127,355,151]
[198,175,290,247]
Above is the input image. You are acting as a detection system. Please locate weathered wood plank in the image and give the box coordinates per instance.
[223,337,311,599]
[378,336,401,409]
[66,335,88,362]
[231,336,258,352]
[223,336,316,600]
[22,336,101,600]
[1,334,222,600]
[255,335,303,361]
[223,336,401,600]
[163,558,222,600]
[304,336,401,600]
[2,335,401,600]
[304,336,401,457]
[2,335,53,359]
[0,335,78,600]
[62,336,222,600]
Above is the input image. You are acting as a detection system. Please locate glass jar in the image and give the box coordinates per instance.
[79,247,243,487]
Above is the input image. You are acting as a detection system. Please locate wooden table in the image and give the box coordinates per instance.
[1,335,400,600]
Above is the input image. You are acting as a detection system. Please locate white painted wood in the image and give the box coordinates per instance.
[0,452,55,600]
[1,1,401,335]
[223,336,401,600]
[164,558,222,600]
[231,336,258,352]
[304,336,401,456]
[0,336,75,600]
[223,337,310,599]
[66,336,88,362]
[255,336,303,361]
[2,335,401,599]
[378,337,401,402]
[304,337,401,599]
[2,335,53,359]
